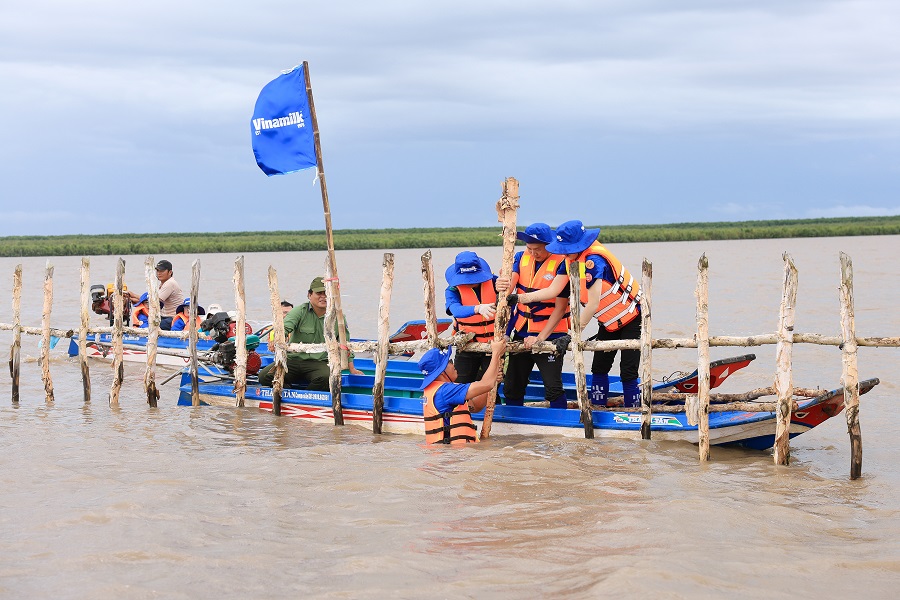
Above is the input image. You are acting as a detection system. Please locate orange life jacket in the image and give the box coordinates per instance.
[422,381,478,445]
[171,313,204,330]
[451,280,497,343]
[131,305,149,327]
[566,241,642,332]
[511,252,570,335]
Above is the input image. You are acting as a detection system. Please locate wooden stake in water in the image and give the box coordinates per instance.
[695,254,710,461]
[144,257,160,408]
[569,262,593,439]
[324,258,344,426]
[480,177,519,440]
[839,252,862,479]
[639,259,653,440]
[233,256,248,408]
[773,253,798,466]
[267,266,287,416]
[109,258,125,406]
[40,261,55,404]
[372,253,395,434]
[79,258,91,403]
[10,264,22,404]
[188,260,201,407]
[420,250,439,348]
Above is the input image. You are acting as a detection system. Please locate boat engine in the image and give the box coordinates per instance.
[90,283,133,325]
[206,335,262,376]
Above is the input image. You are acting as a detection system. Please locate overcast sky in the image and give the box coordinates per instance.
[1,0,898,236]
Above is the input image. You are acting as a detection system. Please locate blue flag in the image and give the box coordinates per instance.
[251,65,317,176]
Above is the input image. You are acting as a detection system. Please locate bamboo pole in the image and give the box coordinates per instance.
[773,253,798,465]
[839,252,862,479]
[109,258,125,406]
[79,258,91,403]
[372,253,395,434]
[639,259,653,440]
[9,265,21,404]
[233,256,248,407]
[695,254,710,461]
[188,260,201,407]
[569,262,593,439]
[144,257,160,407]
[267,266,287,416]
[40,261,55,404]
[420,250,439,347]
[480,177,519,440]
[323,258,344,426]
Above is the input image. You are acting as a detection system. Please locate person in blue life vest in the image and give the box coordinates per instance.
[507,220,643,408]
[493,223,571,408]
[170,298,206,332]
[419,338,507,445]
[444,251,501,384]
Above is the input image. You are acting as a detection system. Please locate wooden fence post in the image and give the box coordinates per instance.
[79,258,91,403]
[639,259,653,440]
[109,258,125,406]
[144,257,160,407]
[233,256,248,408]
[839,252,862,479]
[323,258,344,426]
[40,261,55,404]
[372,253,395,434]
[773,253,798,465]
[420,250,439,348]
[188,260,201,407]
[568,262,593,439]
[267,266,286,416]
[10,265,22,404]
[695,254,710,461]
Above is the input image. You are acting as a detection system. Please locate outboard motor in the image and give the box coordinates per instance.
[91,283,132,325]
[206,334,262,376]
[200,312,232,343]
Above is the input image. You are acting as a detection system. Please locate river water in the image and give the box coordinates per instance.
[1,236,898,598]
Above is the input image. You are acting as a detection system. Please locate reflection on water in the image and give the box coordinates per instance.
[1,237,899,598]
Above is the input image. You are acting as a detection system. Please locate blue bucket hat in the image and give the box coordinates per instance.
[545,220,600,255]
[176,297,206,316]
[445,251,493,287]
[516,223,553,245]
[417,347,453,390]
[137,292,149,304]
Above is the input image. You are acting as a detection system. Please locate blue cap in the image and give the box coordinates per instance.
[445,251,493,287]
[176,297,206,315]
[417,347,452,390]
[545,220,600,255]
[516,223,553,245]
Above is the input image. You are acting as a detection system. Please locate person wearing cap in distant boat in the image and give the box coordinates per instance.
[128,259,184,330]
[444,251,502,384]
[507,220,643,408]
[494,223,571,408]
[170,298,207,332]
[419,338,507,445]
[257,276,363,390]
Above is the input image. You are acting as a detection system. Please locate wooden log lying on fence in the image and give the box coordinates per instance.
[79,258,91,403]
[372,253,394,434]
[569,262,593,439]
[144,257,160,408]
[773,253,798,466]
[109,258,125,406]
[653,386,823,403]
[840,252,862,480]
[639,259,653,440]
[324,259,344,426]
[10,264,22,404]
[695,254,710,460]
[233,256,247,408]
[40,262,55,404]
[267,266,286,416]
[420,250,439,347]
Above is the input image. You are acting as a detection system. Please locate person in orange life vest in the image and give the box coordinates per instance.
[419,338,507,445]
[170,298,207,332]
[509,220,643,408]
[131,293,152,328]
[494,223,571,408]
[444,251,500,383]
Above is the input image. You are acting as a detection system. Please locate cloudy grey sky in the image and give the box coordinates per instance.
[1,0,898,236]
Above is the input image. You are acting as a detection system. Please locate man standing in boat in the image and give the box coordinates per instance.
[494,223,571,409]
[128,259,184,330]
[508,220,643,408]
[419,339,507,445]
[444,251,500,383]
[257,276,363,389]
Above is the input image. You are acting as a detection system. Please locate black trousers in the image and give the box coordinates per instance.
[503,348,564,404]
[454,350,492,384]
[589,317,641,382]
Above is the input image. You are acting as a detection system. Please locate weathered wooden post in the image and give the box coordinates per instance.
[109,258,125,406]
[372,253,395,434]
[188,260,201,407]
[143,257,160,407]
[695,254,711,461]
[10,265,22,404]
[323,258,344,425]
[40,261,55,404]
[267,266,287,416]
[773,253,798,465]
[569,261,593,439]
[639,259,653,440]
[79,258,91,403]
[839,252,862,479]
[233,256,248,408]
[480,177,519,440]
[420,250,439,347]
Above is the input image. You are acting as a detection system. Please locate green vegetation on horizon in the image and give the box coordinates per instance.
[2,216,898,257]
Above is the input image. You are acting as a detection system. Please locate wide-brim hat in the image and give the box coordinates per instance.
[445,251,492,287]
[418,347,452,390]
[176,297,206,315]
[545,220,600,255]
[516,223,553,245]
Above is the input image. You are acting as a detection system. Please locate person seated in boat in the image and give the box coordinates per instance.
[419,338,507,445]
[444,251,501,383]
[170,298,207,332]
[265,300,294,352]
[494,223,571,409]
[257,277,363,389]
[130,292,159,328]
[508,220,643,408]
[127,260,184,330]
